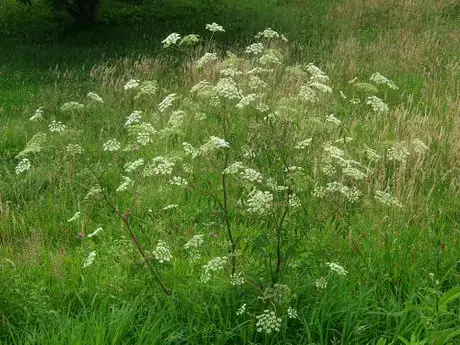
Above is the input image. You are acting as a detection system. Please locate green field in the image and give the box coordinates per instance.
[1,0,459,344]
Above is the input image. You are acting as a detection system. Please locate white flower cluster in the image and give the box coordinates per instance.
[214,78,242,100]
[161,33,181,47]
[236,304,246,316]
[240,168,263,184]
[199,136,231,154]
[152,240,173,263]
[49,120,66,133]
[220,66,242,78]
[326,262,348,276]
[324,181,362,202]
[248,75,268,91]
[266,177,288,192]
[255,28,280,39]
[143,156,175,176]
[259,50,282,65]
[169,176,189,187]
[230,272,245,286]
[66,144,84,155]
[124,79,140,90]
[103,139,121,152]
[205,22,225,32]
[364,145,381,161]
[15,158,31,175]
[87,92,104,103]
[84,186,102,200]
[201,256,228,283]
[288,193,301,208]
[158,93,178,113]
[190,80,213,94]
[298,85,318,103]
[87,227,103,238]
[184,234,204,262]
[236,93,257,109]
[124,158,144,173]
[246,189,273,215]
[135,80,158,99]
[366,96,389,114]
[315,277,328,290]
[375,191,403,208]
[116,176,134,192]
[294,138,312,150]
[370,72,398,90]
[325,114,341,125]
[163,204,178,211]
[245,42,264,55]
[387,142,410,164]
[125,110,142,127]
[16,133,46,158]
[196,52,218,69]
[60,101,84,112]
[342,166,367,180]
[134,122,157,146]
[255,310,281,334]
[305,63,329,84]
[83,251,96,268]
[287,307,298,319]
[30,107,44,121]
[223,161,245,175]
[411,138,429,154]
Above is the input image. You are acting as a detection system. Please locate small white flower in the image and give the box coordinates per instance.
[116,176,134,192]
[205,23,225,32]
[326,262,348,276]
[125,110,142,127]
[163,204,179,211]
[196,52,218,69]
[246,189,273,215]
[169,176,188,187]
[411,138,429,155]
[214,78,242,100]
[387,143,410,164]
[255,310,281,334]
[255,28,280,39]
[66,144,84,155]
[48,120,66,133]
[240,168,263,184]
[294,138,312,149]
[87,227,103,238]
[161,33,181,47]
[124,158,145,173]
[370,72,398,90]
[287,307,298,319]
[236,304,246,316]
[30,107,44,121]
[143,156,175,176]
[245,43,264,55]
[83,251,96,268]
[375,191,402,208]
[230,272,245,286]
[60,101,84,112]
[236,94,257,109]
[152,240,173,263]
[315,277,327,290]
[223,161,245,175]
[103,139,121,152]
[87,92,104,103]
[200,256,228,283]
[158,93,177,113]
[68,211,81,223]
[366,96,389,114]
[325,114,341,125]
[124,79,140,90]
[15,158,31,175]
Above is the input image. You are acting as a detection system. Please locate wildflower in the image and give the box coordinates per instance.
[205,22,225,32]
[30,107,44,121]
[196,52,218,69]
[143,156,175,176]
[194,112,207,120]
[179,34,200,46]
[256,310,282,334]
[152,240,173,263]
[366,96,389,114]
[220,66,242,78]
[134,123,157,145]
[230,272,245,286]
[370,72,398,90]
[87,92,104,103]
[246,189,273,215]
[259,50,282,65]
[245,42,264,55]
[60,101,84,112]
[163,204,179,211]
[412,138,429,154]
[66,144,84,155]
[84,186,102,200]
[68,211,81,223]
[325,114,341,125]
[375,191,402,208]
[16,133,47,158]
[236,93,257,109]
[255,28,280,39]
[135,81,158,99]
[169,176,189,187]
[266,178,288,192]
[102,139,121,152]
[315,277,327,290]
[214,77,242,100]
[124,79,140,90]
[116,176,134,192]
[363,145,381,161]
[288,193,301,208]
[299,85,318,103]
[387,143,410,164]
[305,63,329,84]
[125,110,142,127]
[201,256,228,283]
[184,234,204,262]
[326,262,348,276]
[294,138,312,150]
[158,93,177,113]
[199,136,230,154]
[248,76,268,91]
[342,166,366,180]
[236,304,246,316]
[83,251,96,268]
[87,227,103,238]
[287,307,298,319]
[161,33,181,47]
[15,158,31,175]
[309,81,332,94]
[190,80,213,94]
[124,158,145,173]
[240,168,263,184]
[48,120,66,133]
[313,186,326,198]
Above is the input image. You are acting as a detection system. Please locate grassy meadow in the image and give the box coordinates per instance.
[1,0,459,344]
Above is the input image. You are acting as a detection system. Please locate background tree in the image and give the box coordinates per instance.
[17,0,101,23]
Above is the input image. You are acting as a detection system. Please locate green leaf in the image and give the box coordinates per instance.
[431,328,460,345]
[438,286,460,313]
